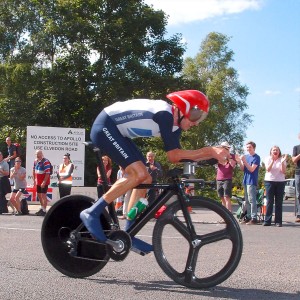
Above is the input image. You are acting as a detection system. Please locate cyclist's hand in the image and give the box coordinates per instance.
[211,146,230,163]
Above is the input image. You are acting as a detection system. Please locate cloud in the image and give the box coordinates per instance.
[144,0,264,25]
[295,87,300,93]
[264,90,281,96]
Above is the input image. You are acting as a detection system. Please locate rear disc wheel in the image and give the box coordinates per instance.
[41,195,110,278]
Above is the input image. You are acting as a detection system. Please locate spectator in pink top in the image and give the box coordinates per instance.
[263,145,287,227]
[216,142,236,214]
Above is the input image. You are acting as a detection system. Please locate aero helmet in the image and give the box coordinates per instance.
[166,90,210,124]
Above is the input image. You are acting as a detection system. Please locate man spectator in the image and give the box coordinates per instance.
[292,133,300,223]
[145,151,163,204]
[236,141,261,225]
[33,150,51,216]
[4,137,17,170]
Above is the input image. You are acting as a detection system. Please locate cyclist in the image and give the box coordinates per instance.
[80,90,230,253]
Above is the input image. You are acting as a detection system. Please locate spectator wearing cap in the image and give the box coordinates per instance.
[216,142,236,216]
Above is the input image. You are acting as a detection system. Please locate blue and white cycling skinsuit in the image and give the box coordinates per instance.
[91,99,182,169]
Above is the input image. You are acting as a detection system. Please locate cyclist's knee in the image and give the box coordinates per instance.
[134,169,151,185]
[126,162,151,183]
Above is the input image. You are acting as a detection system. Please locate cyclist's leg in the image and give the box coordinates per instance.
[80,161,150,241]
[80,114,152,243]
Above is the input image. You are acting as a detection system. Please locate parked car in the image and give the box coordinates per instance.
[284,178,296,200]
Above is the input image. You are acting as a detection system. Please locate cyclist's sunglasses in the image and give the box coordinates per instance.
[188,106,208,124]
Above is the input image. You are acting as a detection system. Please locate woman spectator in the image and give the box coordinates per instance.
[263,145,287,227]
[58,153,74,198]
[9,157,27,215]
[97,156,112,198]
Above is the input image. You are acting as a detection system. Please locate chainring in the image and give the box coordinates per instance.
[106,230,132,261]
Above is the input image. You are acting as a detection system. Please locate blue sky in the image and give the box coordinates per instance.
[145,0,300,160]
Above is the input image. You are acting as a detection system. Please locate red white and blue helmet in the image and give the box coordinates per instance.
[166,90,210,123]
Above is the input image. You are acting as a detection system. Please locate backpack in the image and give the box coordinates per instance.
[20,198,29,215]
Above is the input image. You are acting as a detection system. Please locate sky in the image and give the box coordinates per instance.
[144,0,300,160]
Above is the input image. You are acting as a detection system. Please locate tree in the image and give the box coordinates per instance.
[0,0,185,131]
[139,32,252,181]
[181,32,251,149]
[0,0,185,184]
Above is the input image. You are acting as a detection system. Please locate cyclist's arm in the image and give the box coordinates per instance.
[166,147,229,164]
[154,111,229,164]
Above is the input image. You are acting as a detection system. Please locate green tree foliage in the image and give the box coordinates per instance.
[140,33,253,185]
[170,32,251,181]
[0,0,185,130]
[0,0,185,184]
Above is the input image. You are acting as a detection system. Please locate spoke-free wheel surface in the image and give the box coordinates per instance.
[41,195,110,278]
[153,197,243,289]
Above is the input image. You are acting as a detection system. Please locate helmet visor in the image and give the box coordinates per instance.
[188,106,208,124]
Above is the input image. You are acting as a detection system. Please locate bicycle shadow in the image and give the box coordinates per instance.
[86,277,299,299]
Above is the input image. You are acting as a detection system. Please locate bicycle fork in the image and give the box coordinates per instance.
[177,185,202,283]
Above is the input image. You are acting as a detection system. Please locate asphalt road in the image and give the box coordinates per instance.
[0,200,299,300]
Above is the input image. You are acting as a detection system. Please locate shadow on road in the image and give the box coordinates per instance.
[86,277,300,299]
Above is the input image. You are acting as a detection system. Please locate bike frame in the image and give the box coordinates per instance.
[87,142,199,243]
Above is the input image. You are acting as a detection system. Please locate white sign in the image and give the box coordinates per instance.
[26,126,85,186]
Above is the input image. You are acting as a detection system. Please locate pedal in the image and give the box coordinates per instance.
[130,247,149,256]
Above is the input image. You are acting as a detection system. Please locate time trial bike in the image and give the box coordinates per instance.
[41,142,243,289]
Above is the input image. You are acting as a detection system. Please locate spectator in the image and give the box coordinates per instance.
[115,166,132,220]
[146,151,162,204]
[115,166,125,214]
[57,153,74,198]
[0,152,10,214]
[33,150,51,216]
[292,133,300,223]
[216,142,236,215]
[4,137,17,170]
[236,141,261,225]
[79,89,229,253]
[97,155,112,198]
[263,146,287,227]
[9,157,27,215]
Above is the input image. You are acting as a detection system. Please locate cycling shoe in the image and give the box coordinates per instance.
[80,209,107,242]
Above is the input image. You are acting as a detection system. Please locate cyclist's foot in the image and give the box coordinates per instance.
[80,209,107,242]
[131,237,153,253]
